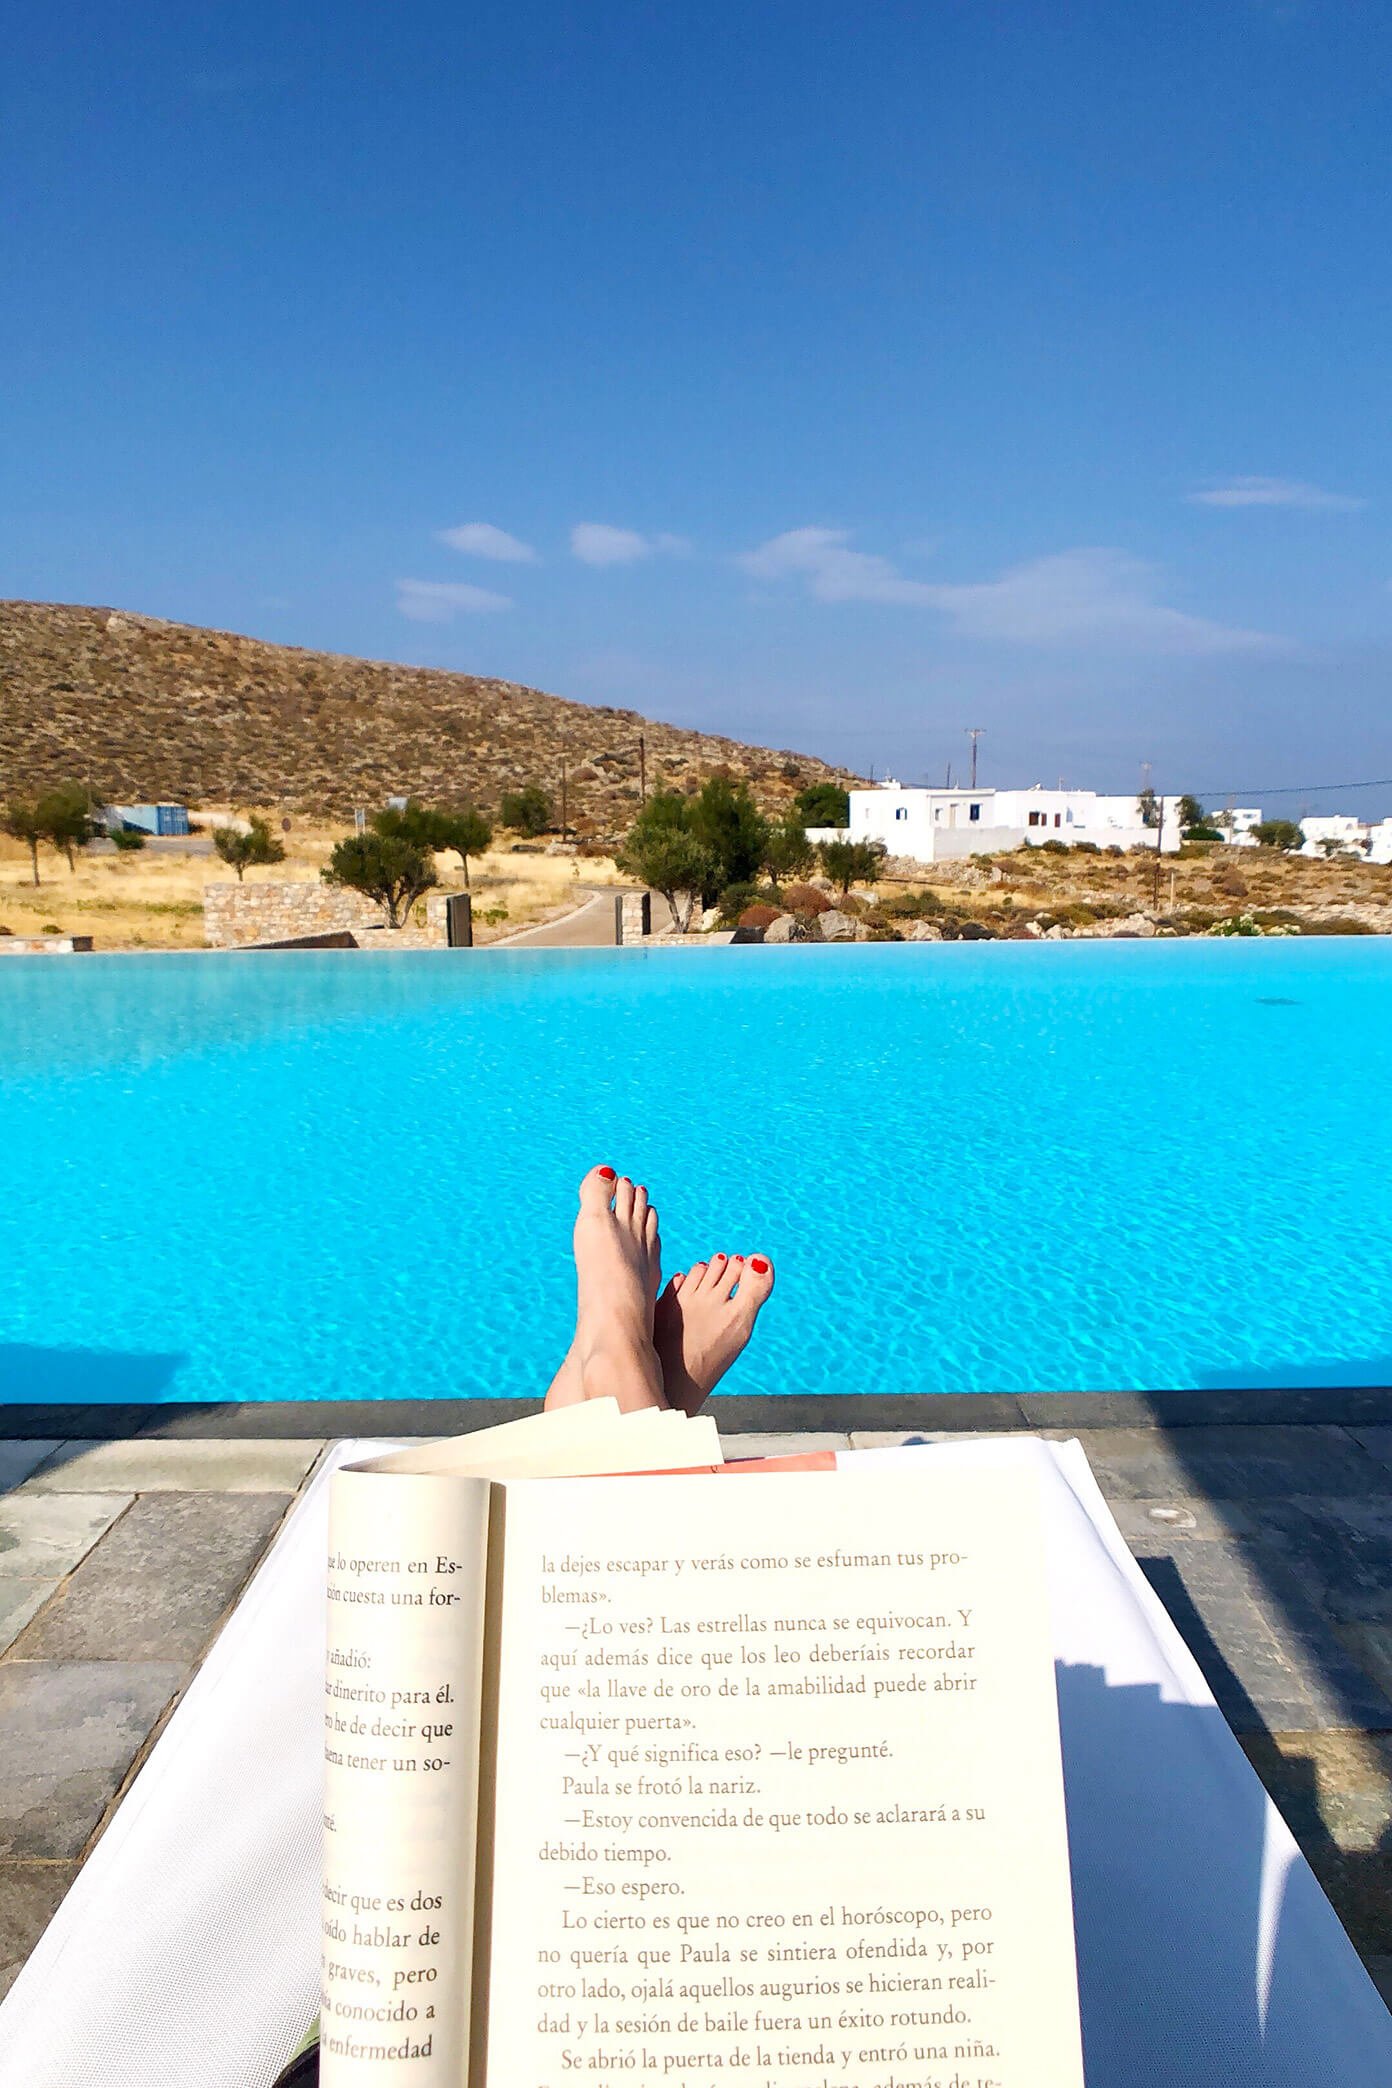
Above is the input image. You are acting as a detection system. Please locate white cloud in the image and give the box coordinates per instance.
[570,523,652,566]
[1188,476,1365,511]
[739,529,1281,656]
[396,579,512,622]
[740,527,940,605]
[437,521,537,562]
[569,523,689,567]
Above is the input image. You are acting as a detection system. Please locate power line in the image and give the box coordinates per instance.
[1192,775,1392,800]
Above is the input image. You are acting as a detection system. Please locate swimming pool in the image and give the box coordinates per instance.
[3,941,1390,1402]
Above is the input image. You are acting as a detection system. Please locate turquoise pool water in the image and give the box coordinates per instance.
[2,942,1390,1403]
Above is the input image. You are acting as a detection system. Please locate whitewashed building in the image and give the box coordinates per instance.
[1300,815,1372,859]
[846,784,1185,863]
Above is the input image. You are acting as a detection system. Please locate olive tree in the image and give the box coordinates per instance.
[323,832,438,929]
[213,815,287,882]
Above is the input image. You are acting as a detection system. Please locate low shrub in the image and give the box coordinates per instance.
[1071,840,1099,854]
[110,827,146,852]
[782,881,832,915]
[878,888,943,920]
[1039,838,1068,854]
[717,881,761,925]
[738,903,781,931]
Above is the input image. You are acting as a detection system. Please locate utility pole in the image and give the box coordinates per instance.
[638,734,647,802]
[1152,792,1165,910]
[966,727,984,790]
[560,752,569,842]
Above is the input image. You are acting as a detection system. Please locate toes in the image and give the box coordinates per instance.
[716,1254,744,1301]
[669,1271,685,1294]
[683,1261,708,1294]
[737,1254,775,1312]
[700,1253,729,1294]
[579,1165,618,1214]
[632,1182,650,1233]
[613,1174,636,1223]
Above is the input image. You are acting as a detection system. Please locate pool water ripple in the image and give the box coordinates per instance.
[2,940,1390,1402]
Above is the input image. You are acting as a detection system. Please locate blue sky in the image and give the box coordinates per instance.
[4,1,1390,809]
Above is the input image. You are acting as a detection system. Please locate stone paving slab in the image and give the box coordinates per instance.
[1238,1496,1392,1626]
[1241,1731,1392,1958]
[0,1661,186,1860]
[721,1433,851,1459]
[0,1491,133,1579]
[1136,1539,1392,1734]
[0,1441,62,1492]
[1351,1427,1392,1475]
[1105,1495,1262,1544]
[11,1492,291,1665]
[0,1582,56,1657]
[18,1438,326,1494]
[0,1861,78,2000]
[1052,1424,1388,1501]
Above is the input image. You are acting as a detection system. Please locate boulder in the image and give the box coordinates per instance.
[763,912,802,943]
[903,920,943,942]
[1110,912,1156,939]
[818,908,858,942]
[699,906,723,932]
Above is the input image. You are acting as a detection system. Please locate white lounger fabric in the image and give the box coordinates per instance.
[0,1435,1386,2086]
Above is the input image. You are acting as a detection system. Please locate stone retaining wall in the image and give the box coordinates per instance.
[204,881,453,949]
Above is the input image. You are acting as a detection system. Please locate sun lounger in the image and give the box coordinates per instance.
[0,1436,1386,2086]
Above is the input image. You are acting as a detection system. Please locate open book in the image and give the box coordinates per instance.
[321,1403,1085,2087]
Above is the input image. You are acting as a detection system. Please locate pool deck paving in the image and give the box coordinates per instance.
[3,1394,1392,2020]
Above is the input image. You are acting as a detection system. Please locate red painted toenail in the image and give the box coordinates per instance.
[598,1166,616,1179]
[733,1254,744,1262]
[750,1256,769,1274]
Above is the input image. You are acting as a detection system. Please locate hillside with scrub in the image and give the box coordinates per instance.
[0,600,855,832]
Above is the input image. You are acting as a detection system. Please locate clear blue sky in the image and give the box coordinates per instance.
[4,2,1390,810]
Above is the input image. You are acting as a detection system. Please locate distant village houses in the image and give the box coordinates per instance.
[840,783,1201,863]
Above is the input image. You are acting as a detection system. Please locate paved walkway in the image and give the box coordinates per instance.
[3,1413,1392,2013]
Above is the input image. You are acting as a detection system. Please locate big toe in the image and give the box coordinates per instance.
[738,1255,775,1313]
[578,1164,618,1214]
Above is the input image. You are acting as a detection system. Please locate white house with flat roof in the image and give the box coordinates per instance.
[1300,815,1371,859]
[847,784,1185,863]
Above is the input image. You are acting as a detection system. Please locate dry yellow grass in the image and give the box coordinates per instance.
[0,811,627,950]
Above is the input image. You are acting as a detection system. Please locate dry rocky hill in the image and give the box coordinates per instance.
[0,602,856,834]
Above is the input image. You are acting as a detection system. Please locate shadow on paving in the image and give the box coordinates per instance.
[1132,1380,1392,1979]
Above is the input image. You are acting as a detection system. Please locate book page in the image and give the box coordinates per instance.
[323,1469,495,2087]
[483,1468,1083,2088]
[322,1409,725,2085]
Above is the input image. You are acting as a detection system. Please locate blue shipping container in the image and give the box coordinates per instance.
[115,803,191,836]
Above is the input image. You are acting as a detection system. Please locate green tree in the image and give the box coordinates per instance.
[371,799,492,887]
[687,777,768,899]
[36,782,100,871]
[792,782,850,828]
[617,795,716,931]
[1177,794,1205,831]
[1137,787,1160,829]
[761,812,815,897]
[500,784,552,837]
[213,815,287,882]
[323,832,438,928]
[819,838,883,895]
[3,797,46,885]
[1253,819,1305,852]
[439,806,493,887]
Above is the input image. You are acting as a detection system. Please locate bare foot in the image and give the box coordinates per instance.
[545,1167,665,1412]
[653,1253,775,1415]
